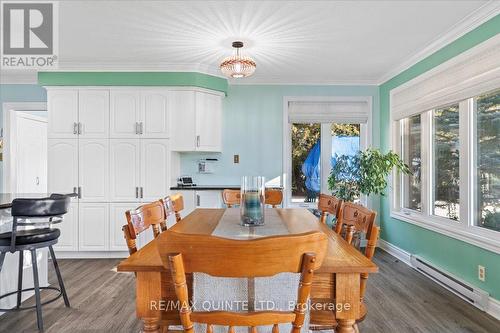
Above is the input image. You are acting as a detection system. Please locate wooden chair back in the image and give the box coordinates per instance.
[317,194,342,225]
[265,189,283,208]
[158,231,328,333]
[335,201,379,299]
[160,193,185,231]
[222,189,241,208]
[122,200,166,255]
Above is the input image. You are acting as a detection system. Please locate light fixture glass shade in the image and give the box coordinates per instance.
[220,41,256,78]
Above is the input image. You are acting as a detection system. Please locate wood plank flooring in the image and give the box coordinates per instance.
[0,250,498,333]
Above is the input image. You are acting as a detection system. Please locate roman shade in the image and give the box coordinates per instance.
[390,34,500,121]
[288,98,370,124]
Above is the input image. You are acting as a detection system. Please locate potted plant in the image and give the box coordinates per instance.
[328,148,410,202]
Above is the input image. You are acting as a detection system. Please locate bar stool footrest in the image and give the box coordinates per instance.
[0,286,63,311]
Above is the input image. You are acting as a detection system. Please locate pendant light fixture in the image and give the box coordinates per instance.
[220,41,256,78]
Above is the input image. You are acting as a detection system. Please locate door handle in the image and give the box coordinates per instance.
[78,122,82,135]
[135,187,139,199]
[78,186,82,199]
[73,122,78,135]
[196,135,200,147]
[140,187,144,199]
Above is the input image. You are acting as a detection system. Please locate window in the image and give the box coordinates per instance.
[475,90,500,232]
[433,104,460,221]
[402,115,422,211]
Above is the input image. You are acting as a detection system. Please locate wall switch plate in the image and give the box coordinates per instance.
[234,154,239,164]
[478,265,486,281]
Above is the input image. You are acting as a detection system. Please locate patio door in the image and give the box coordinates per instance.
[284,97,371,208]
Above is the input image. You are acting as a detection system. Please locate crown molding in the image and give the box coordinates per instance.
[377,0,500,85]
[229,78,379,86]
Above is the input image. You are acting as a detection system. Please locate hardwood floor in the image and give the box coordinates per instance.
[0,250,498,333]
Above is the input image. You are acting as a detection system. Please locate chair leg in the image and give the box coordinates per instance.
[49,246,70,307]
[31,249,44,331]
[17,250,24,308]
[0,252,5,272]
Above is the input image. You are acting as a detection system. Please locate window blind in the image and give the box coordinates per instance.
[390,34,500,121]
[288,99,370,124]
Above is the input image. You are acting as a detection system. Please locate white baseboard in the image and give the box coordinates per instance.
[53,251,128,259]
[377,238,500,321]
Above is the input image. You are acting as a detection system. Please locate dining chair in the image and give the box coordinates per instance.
[265,189,283,208]
[317,194,342,225]
[222,189,241,207]
[122,200,166,255]
[160,193,185,231]
[158,231,328,333]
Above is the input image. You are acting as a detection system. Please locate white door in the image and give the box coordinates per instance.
[47,90,78,138]
[195,92,222,152]
[53,202,78,252]
[79,139,109,202]
[79,203,109,251]
[141,139,169,201]
[109,202,140,251]
[110,90,141,138]
[141,91,170,138]
[48,139,78,197]
[170,91,196,151]
[196,190,222,208]
[109,139,141,202]
[14,113,47,193]
[79,90,109,138]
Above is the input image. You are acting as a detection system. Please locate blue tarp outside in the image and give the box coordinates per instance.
[301,136,360,193]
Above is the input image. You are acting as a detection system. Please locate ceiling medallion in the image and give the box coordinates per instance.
[220,41,256,78]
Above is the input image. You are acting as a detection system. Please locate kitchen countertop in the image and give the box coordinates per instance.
[170,185,283,191]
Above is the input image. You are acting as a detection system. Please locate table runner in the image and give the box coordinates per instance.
[193,209,310,333]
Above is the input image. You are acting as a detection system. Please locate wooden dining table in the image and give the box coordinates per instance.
[117,208,378,333]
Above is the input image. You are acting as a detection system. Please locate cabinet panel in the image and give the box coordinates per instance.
[195,92,222,152]
[141,91,170,138]
[109,202,140,251]
[110,91,140,138]
[79,90,109,138]
[196,190,222,208]
[141,139,169,201]
[110,139,141,202]
[48,90,78,138]
[53,202,78,252]
[79,203,109,251]
[176,190,196,217]
[48,139,78,197]
[79,139,109,202]
[170,91,196,151]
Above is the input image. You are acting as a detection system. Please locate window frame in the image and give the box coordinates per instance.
[391,95,500,255]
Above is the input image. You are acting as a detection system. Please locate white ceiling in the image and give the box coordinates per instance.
[4,0,500,84]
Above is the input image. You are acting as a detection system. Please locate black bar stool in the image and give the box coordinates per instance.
[0,194,71,331]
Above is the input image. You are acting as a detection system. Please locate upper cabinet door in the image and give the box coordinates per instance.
[48,90,78,138]
[109,139,141,202]
[79,139,109,202]
[110,90,141,138]
[170,91,196,151]
[196,92,222,152]
[141,91,170,138]
[79,90,109,138]
[141,139,169,201]
[48,139,78,197]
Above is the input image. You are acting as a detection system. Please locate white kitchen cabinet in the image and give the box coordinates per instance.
[79,139,109,202]
[196,190,223,208]
[176,190,196,216]
[141,139,170,201]
[78,90,109,138]
[48,139,78,197]
[48,90,78,138]
[110,90,141,138]
[109,202,140,251]
[53,202,78,252]
[110,139,141,202]
[141,91,170,138]
[79,203,109,251]
[170,90,222,152]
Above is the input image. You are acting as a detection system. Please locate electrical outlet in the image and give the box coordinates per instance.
[478,265,486,282]
[234,154,239,164]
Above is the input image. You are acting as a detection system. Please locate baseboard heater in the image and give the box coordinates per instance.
[410,255,489,311]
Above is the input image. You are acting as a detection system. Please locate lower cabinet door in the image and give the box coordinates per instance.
[109,202,140,251]
[78,203,109,251]
[53,202,78,252]
[196,190,222,208]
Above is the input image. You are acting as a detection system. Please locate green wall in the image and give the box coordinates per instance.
[379,14,500,299]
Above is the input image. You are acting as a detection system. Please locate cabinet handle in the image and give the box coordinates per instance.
[73,122,78,135]
[196,135,200,147]
[196,194,200,206]
[135,122,139,135]
[135,187,139,198]
[78,122,82,135]
[73,187,77,195]
[78,186,82,199]
[140,122,144,135]
[35,176,40,185]
[140,187,144,198]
